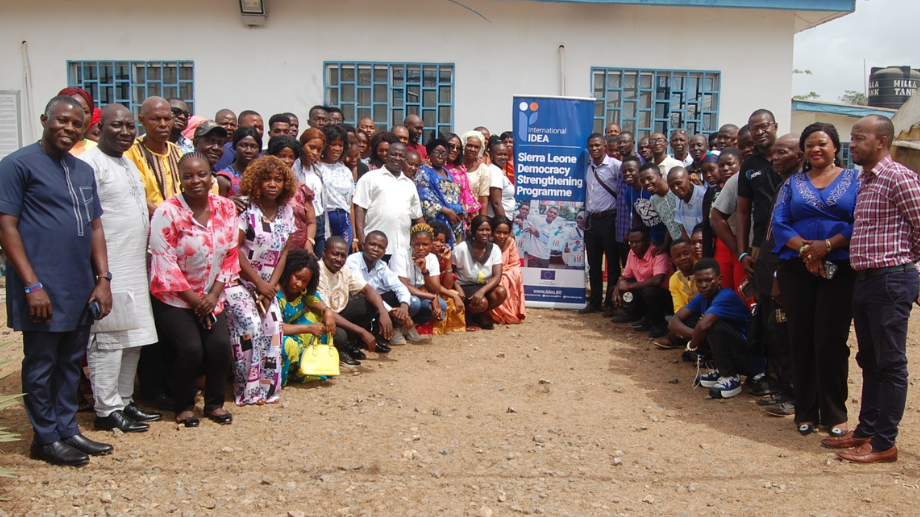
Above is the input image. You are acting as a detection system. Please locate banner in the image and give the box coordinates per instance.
[512,95,595,309]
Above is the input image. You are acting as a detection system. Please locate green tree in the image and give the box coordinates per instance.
[793,91,821,101]
[839,90,868,106]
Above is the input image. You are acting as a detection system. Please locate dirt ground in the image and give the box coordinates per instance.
[2,303,920,517]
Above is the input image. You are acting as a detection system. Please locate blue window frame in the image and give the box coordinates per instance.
[841,142,856,169]
[324,62,454,143]
[67,61,195,122]
[591,67,720,139]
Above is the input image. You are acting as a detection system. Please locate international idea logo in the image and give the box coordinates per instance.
[517,101,540,141]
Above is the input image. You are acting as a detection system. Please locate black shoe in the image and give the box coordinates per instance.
[144,394,175,412]
[205,410,233,425]
[746,373,781,396]
[602,306,617,318]
[339,350,361,367]
[124,403,162,422]
[176,415,200,427]
[94,411,149,433]
[611,313,639,324]
[577,305,601,315]
[62,434,113,456]
[649,325,668,339]
[30,440,89,466]
[373,342,391,354]
[765,401,795,417]
[349,348,367,360]
[629,317,649,329]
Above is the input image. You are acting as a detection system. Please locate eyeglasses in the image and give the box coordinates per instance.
[171,107,190,118]
[649,138,666,143]
[431,149,448,157]
[448,144,462,150]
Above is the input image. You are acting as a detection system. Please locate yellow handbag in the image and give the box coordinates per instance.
[297,333,340,378]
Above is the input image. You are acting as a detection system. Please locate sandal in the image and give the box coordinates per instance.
[797,422,816,436]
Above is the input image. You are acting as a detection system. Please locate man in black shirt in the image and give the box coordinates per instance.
[736,109,782,283]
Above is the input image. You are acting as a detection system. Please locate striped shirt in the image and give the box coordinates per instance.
[850,155,920,270]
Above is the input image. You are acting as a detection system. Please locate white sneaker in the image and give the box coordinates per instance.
[709,375,743,399]
[389,327,407,345]
[404,325,426,342]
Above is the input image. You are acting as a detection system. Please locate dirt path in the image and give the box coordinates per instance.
[1,307,920,516]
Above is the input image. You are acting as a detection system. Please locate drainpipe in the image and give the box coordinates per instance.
[558,44,566,96]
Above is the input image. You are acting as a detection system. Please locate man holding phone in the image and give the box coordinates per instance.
[0,96,114,466]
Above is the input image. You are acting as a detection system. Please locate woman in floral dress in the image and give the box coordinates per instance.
[227,156,298,405]
[415,138,467,246]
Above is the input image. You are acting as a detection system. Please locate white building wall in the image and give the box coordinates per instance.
[1,0,794,141]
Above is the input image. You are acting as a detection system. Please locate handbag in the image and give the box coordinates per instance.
[297,333,340,378]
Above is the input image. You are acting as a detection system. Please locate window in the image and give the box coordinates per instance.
[591,68,720,139]
[840,142,856,169]
[325,62,454,143]
[67,61,195,122]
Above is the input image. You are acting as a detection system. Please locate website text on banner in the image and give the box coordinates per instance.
[511,96,595,310]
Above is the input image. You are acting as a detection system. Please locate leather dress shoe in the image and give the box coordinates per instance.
[837,442,898,463]
[124,403,162,422]
[30,440,89,466]
[373,342,391,354]
[350,348,367,360]
[95,410,149,433]
[62,434,113,456]
[339,350,361,367]
[822,431,873,449]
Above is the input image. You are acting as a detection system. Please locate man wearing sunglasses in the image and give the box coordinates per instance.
[167,98,194,154]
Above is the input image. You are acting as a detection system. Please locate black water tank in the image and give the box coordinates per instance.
[868,66,920,109]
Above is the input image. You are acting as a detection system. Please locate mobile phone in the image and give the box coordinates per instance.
[89,301,102,320]
[202,312,217,330]
[738,279,753,299]
[824,260,838,280]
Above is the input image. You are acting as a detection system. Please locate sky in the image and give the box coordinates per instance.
[793,0,919,103]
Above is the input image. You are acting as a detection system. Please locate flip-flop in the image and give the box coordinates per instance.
[465,325,481,332]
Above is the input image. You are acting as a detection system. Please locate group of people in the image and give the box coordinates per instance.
[0,89,526,467]
[1,86,917,468]
[575,111,920,465]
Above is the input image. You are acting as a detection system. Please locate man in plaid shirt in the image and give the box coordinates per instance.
[824,115,920,464]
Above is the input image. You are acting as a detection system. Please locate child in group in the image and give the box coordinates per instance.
[275,249,337,385]
[426,222,466,334]
[389,223,448,342]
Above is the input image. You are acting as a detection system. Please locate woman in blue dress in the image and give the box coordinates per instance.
[415,138,466,246]
[771,122,860,438]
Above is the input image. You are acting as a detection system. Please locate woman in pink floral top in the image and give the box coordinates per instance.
[444,133,481,218]
[149,153,240,427]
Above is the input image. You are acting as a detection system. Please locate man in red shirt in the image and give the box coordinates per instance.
[404,114,428,160]
[826,115,920,464]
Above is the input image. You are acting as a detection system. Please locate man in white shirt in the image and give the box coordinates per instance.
[649,132,683,178]
[354,143,423,258]
[668,166,706,236]
[526,206,563,269]
[80,104,161,434]
[670,129,693,167]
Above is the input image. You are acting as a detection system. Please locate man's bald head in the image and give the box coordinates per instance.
[772,133,803,177]
[141,96,170,116]
[139,96,172,144]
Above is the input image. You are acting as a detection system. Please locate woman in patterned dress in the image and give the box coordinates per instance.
[276,250,337,385]
[415,138,466,246]
[226,156,298,405]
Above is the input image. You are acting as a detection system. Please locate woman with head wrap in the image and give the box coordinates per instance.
[58,87,98,156]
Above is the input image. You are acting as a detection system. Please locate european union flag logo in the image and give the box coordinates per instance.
[540,270,556,281]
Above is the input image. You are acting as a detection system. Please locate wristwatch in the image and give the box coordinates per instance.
[96,271,113,282]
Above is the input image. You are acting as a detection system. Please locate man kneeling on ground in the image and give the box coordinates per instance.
[668,259,753,399]
[345,230,423,346]
[317,237,394,366]
[611,226,673,338]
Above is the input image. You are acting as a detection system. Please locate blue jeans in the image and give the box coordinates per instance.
[314,214,326,259]
[409,295,447,325]
[327,209,352,249]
